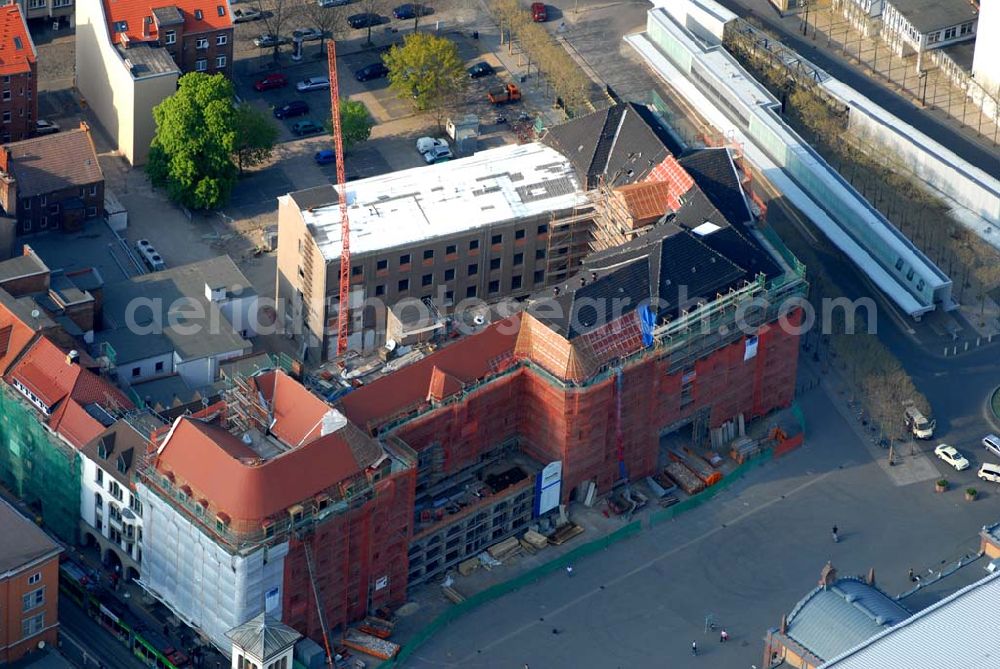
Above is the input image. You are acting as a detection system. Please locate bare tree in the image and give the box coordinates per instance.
[355,0,389,46]
[300,1,351,55]
[255,0,296,63]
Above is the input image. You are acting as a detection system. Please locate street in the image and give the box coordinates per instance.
[58,599,146,669]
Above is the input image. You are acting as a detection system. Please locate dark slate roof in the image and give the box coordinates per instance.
[290,184,339,212]
[888,0,978,34]
[0,497,61,574]
[4,128,103,198]
[80,419,148,486]
[543,102,678,190]
[226,612,302,660]
[785,578,910,663]
[679,148,752,226]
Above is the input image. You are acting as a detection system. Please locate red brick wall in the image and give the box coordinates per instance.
[0,65,37,143]
[0,553,60,663]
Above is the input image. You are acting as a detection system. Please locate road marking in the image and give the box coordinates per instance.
[443,469,840,665]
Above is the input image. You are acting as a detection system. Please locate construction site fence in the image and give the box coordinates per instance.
[381,520,643,667]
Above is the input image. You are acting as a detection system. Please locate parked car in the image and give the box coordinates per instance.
[393,3,432,19]
[984,434,1000,458]
[296,76,330,92]
[423,145,453,163]
[355,62,389,81]
[232,7,262,22]
[531,2,547,21]
[34,119,60,136]
[318,0,351,5]
[292,119,325,136]
[468,61,495,79]
[934,443,970,471]
[348,12,384,28]
[314,149,336,165]
[253,73,288,92]
[979,463,1000,483]
[416,137,448,154]
[254,33,290,48]
[274,100,310,119]
[293,28,325,41]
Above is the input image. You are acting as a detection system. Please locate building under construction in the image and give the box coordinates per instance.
[136,369,416,651]
[339,145,807,586]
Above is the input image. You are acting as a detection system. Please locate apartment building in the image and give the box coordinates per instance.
[276,142,595,359]
[0,4,37,144]
[881,0,979,66]
[0,125,104,234]
[0,497,62,663]
[76,1,234,164]
[6,0,73,25]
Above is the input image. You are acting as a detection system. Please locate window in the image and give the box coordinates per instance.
[95,469,103,485]
[943,27,956,40]
[537,223,548,235]
[95,491,103,509]
[445,244,456,255]
[466,285,477,298]
[513,252,523,266]
[194,8,203,19]
[218,5,226,16]
[2,111,9,123]
[490,257,501,270]
[916,279,925,292]
[534,269,545,284]
[22,613,45,639]
[21,198,29,209]
[1,90,8,101]
[22,587,44,612]
[399,253,411,266]
[216,34,228,45]
[351,265,363,276]
[216,55,227,68]
[469,239,479,251]
[375,284,385,296]
[467,263,478,276]
[109,480,123,502]
[515,228,525,240]
[195,59,207,72]
[960,21,974,35]
[132,366,141,377]
[927,31,940,44]
[421,274,432,286]
[39,216,47,230]
[165,30,176,45]
[28,572,41,585]
[86,206,98,218]
[511,275,522,290]
[423,249,434,260]
[48,203,59,215]
[154,360,164,373]
[491,233,503,245]
[113,20,127,33]
[376,258,388,271]
[398,278,409,291]
[444,268,455,281]
[488,280,499,294]
[196,37,209,49]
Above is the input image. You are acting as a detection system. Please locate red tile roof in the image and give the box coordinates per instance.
[49,398,107,449]
[0,309,34,375]
[0,5,35,77]
[253,370,332,448]
[103,0,232,43]
[155,404,369,523]
[339,316,522,430]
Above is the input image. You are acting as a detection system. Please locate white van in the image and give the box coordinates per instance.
[983,434,1000,459]
[979,463,1000,484]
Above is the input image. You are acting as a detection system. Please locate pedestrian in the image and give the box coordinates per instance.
[566,565,574,577]
[691,640,698,656]
[720,629,729,642]
[908,567,915,582]
[832,525,839,543]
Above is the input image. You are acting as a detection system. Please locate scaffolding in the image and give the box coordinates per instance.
[0,384,82,544]
[544,202,598,285]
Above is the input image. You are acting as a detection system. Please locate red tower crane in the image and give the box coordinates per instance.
[327,41,351,356]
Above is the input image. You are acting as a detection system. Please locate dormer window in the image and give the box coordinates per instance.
[117,455,127,474]
[194,8,203,19]
[113,20,128,33]
[217,5,225,16]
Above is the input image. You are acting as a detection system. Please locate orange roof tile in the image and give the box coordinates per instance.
[156,407,369,523]
[426,366,465,402]
[49,399,107,449]
[0,300,36,375]
[339,315,522,430]
[103,0,232,44]
[253,370,331,447]
[0,5,35,77]
[615,181,675,227]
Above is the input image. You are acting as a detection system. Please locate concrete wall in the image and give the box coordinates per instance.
[139,482,289,652]
[174,347,246,387]
[974,0,1000,98]
[75,0,177,165]
[219,294,260,338]
[119,351,175,386]
[275,195,328,358]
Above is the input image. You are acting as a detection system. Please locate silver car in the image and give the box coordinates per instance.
[318,0,351,6]
[296,76,330,92]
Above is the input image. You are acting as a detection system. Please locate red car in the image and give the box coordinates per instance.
[254,73,288,92]
[531,2,547,22]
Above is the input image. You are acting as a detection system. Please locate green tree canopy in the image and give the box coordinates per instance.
[384,33,467,128]
[324,99,374,149]
[233,103,279,174]
[147,73,240,210]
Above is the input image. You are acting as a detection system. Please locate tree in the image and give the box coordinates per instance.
[356,0,387,46]
[233,103,279,174]
[384,33,467,129]
[255,0,294,62]
[341,100,374,148]
[147,73,239,210]
[300,0,349,55]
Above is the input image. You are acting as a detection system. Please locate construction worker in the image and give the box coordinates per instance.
[692,640,698,656]
[566,565,574,577]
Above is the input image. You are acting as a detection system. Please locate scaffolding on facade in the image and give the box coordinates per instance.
[544,202,599,285]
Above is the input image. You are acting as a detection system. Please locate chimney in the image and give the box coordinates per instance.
[66,350,80,365]
[205,283,227,302]
[79,120,90,133]
[0,148,11,172]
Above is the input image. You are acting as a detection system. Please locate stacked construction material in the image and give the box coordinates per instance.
[343,630,400,660]
[663,461,706,495]
[358,616,394,639]
[488,536,522,562]
[548,522,584,545]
